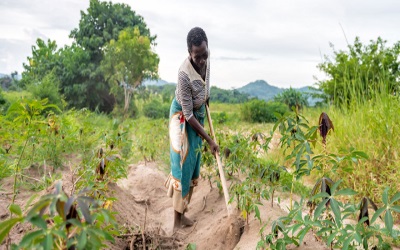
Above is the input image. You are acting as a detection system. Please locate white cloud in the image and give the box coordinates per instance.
[1,0,400,88]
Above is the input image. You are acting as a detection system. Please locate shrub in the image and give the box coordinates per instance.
[213,111,228,124]
[241,99,288,123]
[0,89,10,115]
[143,99,169,119]
[317,37,400,107]
[27,71,64,110]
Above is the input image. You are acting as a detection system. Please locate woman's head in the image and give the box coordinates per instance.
[187,27,208,52]
[187,27,208,71]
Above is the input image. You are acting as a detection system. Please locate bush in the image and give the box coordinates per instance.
[27,71,64,110]
[241,99,288,123]
[0,89,6,105]
[0,90,9,115]
[212,111,228,124]
[318,37,400,106]
[143,99,169,119]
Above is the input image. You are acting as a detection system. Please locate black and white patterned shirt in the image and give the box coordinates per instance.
[175,52,210,121]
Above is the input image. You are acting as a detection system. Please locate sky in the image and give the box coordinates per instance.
[1,0,400,89]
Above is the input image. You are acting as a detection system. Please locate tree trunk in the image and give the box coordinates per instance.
[123,80,141,116]
[123,86,132,115]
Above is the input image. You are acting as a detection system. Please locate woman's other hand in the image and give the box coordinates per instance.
[208,140,219,155]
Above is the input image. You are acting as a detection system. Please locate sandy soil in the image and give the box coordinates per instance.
[6,161,399,249]
[109,162,328,250]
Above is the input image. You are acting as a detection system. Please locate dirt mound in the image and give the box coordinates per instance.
[112,163,246,249]
[111,163,327,250]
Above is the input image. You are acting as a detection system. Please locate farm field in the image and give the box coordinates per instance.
[1,1,400,248]
[1,95,399,249]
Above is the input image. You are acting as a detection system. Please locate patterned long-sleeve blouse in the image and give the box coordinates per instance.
[175,51,210,121]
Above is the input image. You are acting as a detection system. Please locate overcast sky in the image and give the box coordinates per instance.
[1,0,399,89]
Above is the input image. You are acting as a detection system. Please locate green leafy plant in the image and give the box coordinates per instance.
[318,37,400,107]
[0,181,118,249]
[259,111,400,249]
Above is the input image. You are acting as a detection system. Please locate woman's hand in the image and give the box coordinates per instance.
[208,139,219,156]
[187,116,219,155]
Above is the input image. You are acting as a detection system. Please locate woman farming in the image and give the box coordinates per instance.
[165,27,219,231]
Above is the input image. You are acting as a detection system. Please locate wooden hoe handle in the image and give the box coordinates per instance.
[205,105,232,216]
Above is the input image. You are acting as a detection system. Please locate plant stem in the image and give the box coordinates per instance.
[322,142,327,176]
[12,117,32,204]
[290,174,295,210]
[9,116,32,250]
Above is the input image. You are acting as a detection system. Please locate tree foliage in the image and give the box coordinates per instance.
[273,87,308,112]
[70,0,155,56]
[20,39,64,109]
[317,37,400,106]
[144,84,176,104]
[101,27,159,115]
[57,44,91,109]
[58,0,156,112]
[209,86,250,103]
[21,38,60,89]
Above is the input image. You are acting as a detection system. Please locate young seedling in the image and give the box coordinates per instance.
[358,197,379,226]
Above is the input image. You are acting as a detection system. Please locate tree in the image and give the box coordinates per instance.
[0,75,13,90]
[21,38,60,88]
[20,38,64,108]
[209,86,250,103]
[274,87,308,112]
[101,27,159,115]
[57,43,92,109]
[317,37,400,106]
[61,0,156,113]
[70,0,155,56]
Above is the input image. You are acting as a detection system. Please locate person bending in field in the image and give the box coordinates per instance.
[165,27,219,231]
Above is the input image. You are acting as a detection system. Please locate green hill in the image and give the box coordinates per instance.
[236,80,284,101]
[143,78,323,105]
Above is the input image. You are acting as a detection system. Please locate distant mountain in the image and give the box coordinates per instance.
[236,80,324,106]
[142,78,323,106]
[236,80,285,101]
[142,79,175,86]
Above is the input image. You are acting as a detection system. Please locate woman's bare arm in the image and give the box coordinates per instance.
[187,116,219,155]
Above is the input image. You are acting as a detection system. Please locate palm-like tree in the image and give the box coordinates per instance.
[274,87,308,112]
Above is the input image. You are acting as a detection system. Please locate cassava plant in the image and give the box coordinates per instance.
[259,111,399,249]
[5,99,60,204]
[0,181,118,249]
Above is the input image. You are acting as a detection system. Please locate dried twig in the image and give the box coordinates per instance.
[0,192,13,195]
[142,206,147,250]
[181,221,198,240]
[134,197,150,205]
[70,170,85,196]
[201,195,207,211]
[118,233,133,238]
[19,174,41,182]
[129,235,136,250]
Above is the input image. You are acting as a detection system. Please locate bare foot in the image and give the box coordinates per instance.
[181,215,194,227]
[173,211,194,232]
